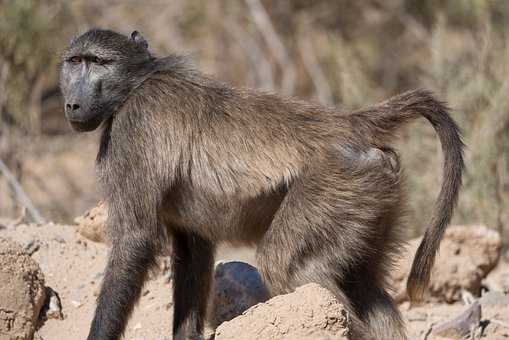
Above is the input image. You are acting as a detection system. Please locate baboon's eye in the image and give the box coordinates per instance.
[70,56,82,64]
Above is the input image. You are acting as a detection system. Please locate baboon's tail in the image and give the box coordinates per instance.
[347,89,464,302]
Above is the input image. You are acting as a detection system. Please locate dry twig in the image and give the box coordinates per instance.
[298,35,333,104]
[244,0,296,95]
[0,158,44,224]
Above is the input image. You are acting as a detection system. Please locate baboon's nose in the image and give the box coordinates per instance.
[66,103,80,111]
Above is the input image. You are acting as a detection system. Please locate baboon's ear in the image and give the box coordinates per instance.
[131,31,148,50]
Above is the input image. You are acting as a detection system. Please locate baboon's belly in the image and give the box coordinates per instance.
[162,185,287,243]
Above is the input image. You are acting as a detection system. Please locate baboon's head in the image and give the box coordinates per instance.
[60,29,152,132]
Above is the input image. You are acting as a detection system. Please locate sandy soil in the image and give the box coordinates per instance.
[0,222,508,340]
[0,222,255,340]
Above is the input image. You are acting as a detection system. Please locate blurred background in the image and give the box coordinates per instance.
[0,0,508,242]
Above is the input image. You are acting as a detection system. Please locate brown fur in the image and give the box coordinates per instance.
[60,30,464,340]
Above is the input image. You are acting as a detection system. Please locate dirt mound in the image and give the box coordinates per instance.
[0,237,46,340]
[393,225,501,303]
[215,283,349,340]
[74,202,107,243]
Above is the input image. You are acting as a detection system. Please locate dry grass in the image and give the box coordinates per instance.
[0,0,508,241]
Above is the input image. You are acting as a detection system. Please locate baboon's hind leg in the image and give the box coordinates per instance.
[257,156,406,340]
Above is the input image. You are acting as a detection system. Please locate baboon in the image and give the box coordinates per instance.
[59,29,463,340]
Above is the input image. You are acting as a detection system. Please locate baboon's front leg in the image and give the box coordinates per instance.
[172,230,215,340]
[87,222,158,340]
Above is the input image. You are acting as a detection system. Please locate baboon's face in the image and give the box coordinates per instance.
[60,29,151,132]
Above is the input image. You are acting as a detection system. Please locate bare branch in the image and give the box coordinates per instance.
[298,36,333,104]
[0,158,45,224]
[244,0,296,95]
[229,18,275,90]
[0,61,10,117]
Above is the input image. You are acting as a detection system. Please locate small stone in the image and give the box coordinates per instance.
[40,287,64,320]
[75,202,107,243]
[70,300,82,308]
[208,261,270,328]
[53,236,66,244]
[24,239,42,255]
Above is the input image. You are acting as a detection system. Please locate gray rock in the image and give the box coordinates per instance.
[208,261,269,328]
[40,287,63,320]
[431,302,481,339]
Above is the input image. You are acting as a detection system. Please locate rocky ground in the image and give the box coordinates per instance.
[0,212,508,340]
